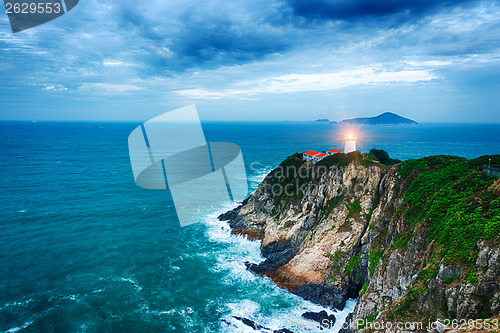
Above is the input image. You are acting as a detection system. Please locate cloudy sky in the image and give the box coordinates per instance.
[1,0,499,122]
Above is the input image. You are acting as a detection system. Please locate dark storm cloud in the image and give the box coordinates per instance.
[282,0,477,22]
[110,1,293,72]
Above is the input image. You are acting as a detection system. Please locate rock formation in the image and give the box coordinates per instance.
[220,152,500,331]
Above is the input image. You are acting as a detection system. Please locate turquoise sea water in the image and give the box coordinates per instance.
[1,121,500,333]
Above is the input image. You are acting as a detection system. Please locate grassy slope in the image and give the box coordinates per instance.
[384,155,500,321]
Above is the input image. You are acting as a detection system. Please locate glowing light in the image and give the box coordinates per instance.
[345,132,357,140]
[338,125,362,147]
[342,128,359,154]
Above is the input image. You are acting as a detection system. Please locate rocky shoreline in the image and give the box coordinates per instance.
[219,152,500,332]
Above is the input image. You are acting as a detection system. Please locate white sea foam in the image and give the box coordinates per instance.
[248,167,273,187]
[203,202,263,285]
[48,293,81,303]
[202,170,357,333]
[140,302,181,317]
[1,298,34,309]
[220,297,357,333]
[4,320,33,333]
[119,277,143,292]
[64,294,79,302]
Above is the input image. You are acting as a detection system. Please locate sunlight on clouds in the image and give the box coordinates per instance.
[429,2,500,33]
[173,88,244,99]
[175,67,438,99]
[80,83,143,93]
[404,60,453,67]
[43,84,67,91]
[102,60,131,67]
[256,68,437,93]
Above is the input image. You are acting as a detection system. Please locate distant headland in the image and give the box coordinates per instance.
[340,112,417,125]
[314,118,336,124]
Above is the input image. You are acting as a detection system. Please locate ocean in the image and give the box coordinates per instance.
[1,121,499,333]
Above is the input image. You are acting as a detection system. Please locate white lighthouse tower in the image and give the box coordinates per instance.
[344,135,357,154]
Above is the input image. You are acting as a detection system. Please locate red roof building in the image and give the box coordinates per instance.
[327,149,343,155]
[303,150,320,162]
[303,150,329,163]
[303,150,320,156]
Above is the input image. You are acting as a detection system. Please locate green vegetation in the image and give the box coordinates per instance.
[316,150,381,169]
[402,158,499,264]
[393,230,413,249]
[345,201,362,216]
[365,311,378,323]
[417,259,439,281]
[319,194,345,221]
[384,155,500,320]
[267,151,382,219]
[264,153,500,323]
[397,159,428,179]
[359,282,369,297]
[316,152,351,168]
[345,252,361,275]
[466,154,500,169]
[363,205,376,223]
[267,154,310,217]
[267,149,399,219]
[317,151,362,168]
[387,259,439,319]
[358,308,379,329]
[369,148,401,166]
[387,283,427,320]
[397,155,463,179]
[467,269,478,284]
[368,249,384,276]
[443,276,455,284]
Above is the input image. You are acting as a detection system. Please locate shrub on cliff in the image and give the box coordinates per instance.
[369,148,401,165]
[402,158,499,264]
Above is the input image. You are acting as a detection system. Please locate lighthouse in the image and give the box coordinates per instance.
[344,135,357,154]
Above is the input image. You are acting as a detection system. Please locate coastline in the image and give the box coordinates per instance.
[219,152,500,332]
[207,202,356,333]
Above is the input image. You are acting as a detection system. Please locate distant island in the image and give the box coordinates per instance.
[314,119,336,124]
[340,112,417,125]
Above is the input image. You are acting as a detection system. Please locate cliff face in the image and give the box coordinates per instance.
[220,153,500,330]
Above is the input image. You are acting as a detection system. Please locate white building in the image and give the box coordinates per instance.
[303,150,329,163]
[312,153,327,163]
[303,150,320,162]
[344,136,357,153]
[327,149,343,155]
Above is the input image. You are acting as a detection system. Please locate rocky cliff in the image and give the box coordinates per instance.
[220,152,500,331]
